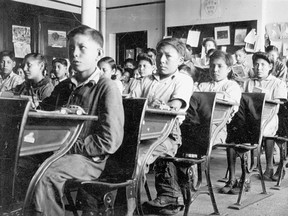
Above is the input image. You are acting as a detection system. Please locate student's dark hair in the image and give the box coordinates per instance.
[265,45,278,53]
[137,53,154,65]
[52,58,68,67]
[124,58,136,67]
[0,50,15,61]
[23,53,47,74]
[178,64,192,74]
[116,65,124,75]
[124,67,134,77]
[156,38,186,57]
[67,25,104,48]
[97,56,117,70]
[145,48,156,56]
[202,37,217,48]
[209,50,233,67]
[252,51,274,66]
[207,49,217,57]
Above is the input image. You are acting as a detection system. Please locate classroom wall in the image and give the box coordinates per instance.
[264,0,288,24]
[106,2,165,56]
[165,0,262,28]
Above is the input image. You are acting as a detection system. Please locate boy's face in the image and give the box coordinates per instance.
[23,57,44,81]
[99,61,114,78]
[53,62,67,79]
[253,58,272,79]
[209,57,231,82]
[235,50,246,64]
[125,62,135,69]
[268,50,278,63]
[0,56,16,76]
[156,44,183,77]
[69,34,102,76]
[138,60,154,77]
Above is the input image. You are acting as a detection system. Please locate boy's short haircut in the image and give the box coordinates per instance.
[52,58,68,67]
[210,50,233,67]
[265,45,278,53]
[252,51,274,66]
[202,37,217,48]
[137,53,155,65]
[156,38,186,57]
[24,53,47,74]
[67,25,104,48]
[235,47,247,54]
[0,50,15,61]
[145,48,156,56]
[97,56,117,70]
[124,58,135,65]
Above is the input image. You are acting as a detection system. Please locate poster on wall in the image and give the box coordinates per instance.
[186,30,201,47]
[200,0,221,19]
[266,23,281,40]
[214,26,230,45]
[48,30,67,48]
[12,25,31,58]
[234,28,247,46]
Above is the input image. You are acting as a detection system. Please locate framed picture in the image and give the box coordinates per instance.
[234,28,247,46]
[214,26,230,45]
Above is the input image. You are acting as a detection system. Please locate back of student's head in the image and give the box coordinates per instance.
[137,53,155,65]
[52,58,68,67]
[209,50,233,67]
[24,53,47,74]
[0,50,15,61]
[67,25,104,48]
[145,48,156,56]
[97,56,117,70]
[124,58,136,69]
[202,37,217,48]
[156,38,186,57]
[265,45,278,53]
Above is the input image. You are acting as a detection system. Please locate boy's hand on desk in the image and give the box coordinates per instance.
[149,99,171,110]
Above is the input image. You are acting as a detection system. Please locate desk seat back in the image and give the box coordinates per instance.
[226,93,266,145]
[99,98,147,182]
[178,92,217,156]
[0,98,30,210]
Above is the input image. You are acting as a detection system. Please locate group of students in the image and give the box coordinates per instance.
[0,24,287,216]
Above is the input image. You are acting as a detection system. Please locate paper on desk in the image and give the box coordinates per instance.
[186,30,200,47]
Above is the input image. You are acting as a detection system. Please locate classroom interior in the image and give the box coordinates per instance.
[1,0,288,216]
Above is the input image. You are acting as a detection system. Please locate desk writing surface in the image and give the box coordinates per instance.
[140,108,185,140]
[213,99,235,124]
[21,111,98,156]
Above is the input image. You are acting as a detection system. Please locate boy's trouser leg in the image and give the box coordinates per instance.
[154,160,182,198]
[33,154,105,216]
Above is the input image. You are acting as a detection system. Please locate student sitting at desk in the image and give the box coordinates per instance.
[18,25,124,216]
[223,52,287,194]
[144,50,240,215]
[0,51,24,93]
[196,50,242,144]
[123,53,155,94]
[13,53,54,107]
[130,38,194,215]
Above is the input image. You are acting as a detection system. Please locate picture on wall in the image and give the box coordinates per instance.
[48,30,66,48]
[214,26,230,45]
[234,28,247,46]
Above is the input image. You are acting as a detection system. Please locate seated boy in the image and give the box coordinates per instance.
[265,45,287,81]
[145,50,241,214]
[223,52,287,194]
[13,53,54,107]
[0,51,24,93]
[130,38,194,214]
[24,25,124,215]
